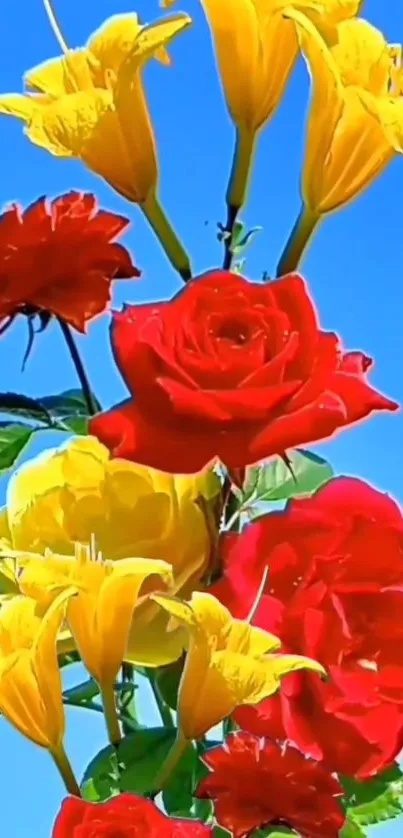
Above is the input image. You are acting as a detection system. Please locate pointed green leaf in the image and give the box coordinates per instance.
[242,449,334,507]
[342,764,403,826]
[0,423,34,471]
[0,392,52,425]
[40,388,101,420]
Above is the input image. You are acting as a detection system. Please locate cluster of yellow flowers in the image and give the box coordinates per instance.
[1,0,402,274]
[0,437,323,791]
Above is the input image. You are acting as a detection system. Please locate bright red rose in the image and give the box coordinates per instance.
[196,732,345,838]
[0,191,139,332]
[211,477,403,778]
[89,270,397,473]
[52,794,213,837]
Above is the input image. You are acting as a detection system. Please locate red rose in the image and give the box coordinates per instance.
[52,794,213,837]
[89,270,397,473]
[211,477,403,778]
[196,732,345,838]
[0,191,139,333]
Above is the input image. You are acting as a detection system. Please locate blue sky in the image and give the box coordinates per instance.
[0,0,402,835]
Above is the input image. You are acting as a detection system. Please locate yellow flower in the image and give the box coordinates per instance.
[0,12,191,204]
[161,0,360,211]
[165,0,359,134]
[18,544,173,690]
[0,590,73,750]
[0,436,220,666]
[152,591,325,739]
[292,13,403,214]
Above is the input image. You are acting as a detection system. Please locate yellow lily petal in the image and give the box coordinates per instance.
[25,50,96,97]
[127,603,187,666]
[0,508,11,540]
[0,590,74,749]
[27,89,149,201]
[291,11,402,213]
[128,14,192,66]
[3,437,218,666]
[359,88,403,153]
[226,619,281,656]
[153,591,325,738]
[201,0,262,131]
[286,9,345,212]
[20,548,173,687]
[0,94,39,121]
[330,18,391,92]
[0,557,18,596]
[87,14,143,74]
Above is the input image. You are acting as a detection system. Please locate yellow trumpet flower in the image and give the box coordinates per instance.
[277,13,403,274]
[0,11,192,278]
[18,543,173,743]
[0,590,79,786]
[0,436,220,667]
[162,0,361,212]
[152,591,325,741]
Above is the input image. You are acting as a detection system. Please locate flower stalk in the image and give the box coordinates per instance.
[101,682,122,747]
[151,728,188,791]
[276,205,320,277]
[223,127,256,270]
[57,318,99,417]
[141,192,192,282]
[50,745,81,796]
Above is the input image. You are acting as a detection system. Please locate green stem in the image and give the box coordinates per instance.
[101,682,122,746]
[63,697,138,731]
[147,672,175,729]
[141,192,192,282]
[57,318,99,416]
[120,663,139,734]
[50,744,81,796]
[151,728,188,791]
[223,126,257,270]
[276,205,320,277]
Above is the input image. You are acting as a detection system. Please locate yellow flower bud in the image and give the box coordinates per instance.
[0,591,74,750]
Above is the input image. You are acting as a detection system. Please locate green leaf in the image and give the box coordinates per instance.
[0,392,52,425]
[340,818,366,838]
[232,226,263,255]
[242,449,334,507]
[341,764,403,827]
[0,422,34,471]
[251,830,295,837]
[82,727,180,801]
[40,388,100,419]
[63,678,100,704]
[162,739,213,822]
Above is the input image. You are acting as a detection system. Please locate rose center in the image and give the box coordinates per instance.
[216,319,249,345]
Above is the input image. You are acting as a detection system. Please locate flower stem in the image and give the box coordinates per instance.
[141,192,192,282]
[57,318,99,417]
[147,671,175,729]
[101,682,122,746]
[50,744,81,796]
[276,205,320,277]
[42,0,69,53]
[223,126,256,270]
[151,728,188,791]
[120,663,139,734]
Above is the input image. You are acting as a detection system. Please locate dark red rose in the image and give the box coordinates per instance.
[211,477,403,778]
[0,191,139,332]
[196,732,345,838]
[89,270,397,473]
[52,794,213,837]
